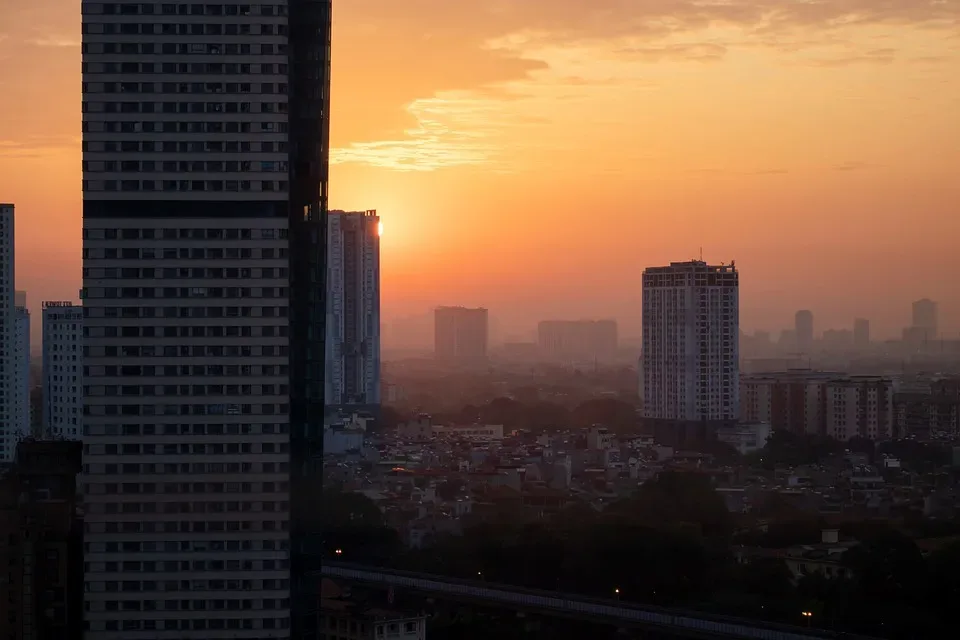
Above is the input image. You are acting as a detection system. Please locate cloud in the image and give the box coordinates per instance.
[804,47,897,67]
[615,43,728,63]
[833,161,875,172]
[333,0,960,171]
[28,36,80,47]
[0,136,79,158]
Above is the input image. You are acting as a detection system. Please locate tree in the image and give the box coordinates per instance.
[321,487,384,529]
[479,397,527,428]
[524,402,572,431]
[571,398,639,432]
[436,479,466,501]
[925,540,960,626]
[610,471,732,539]
[376,405,408,432]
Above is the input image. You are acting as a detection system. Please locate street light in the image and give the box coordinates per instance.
[802,611,813,626]
[335,548,342,556]
[614,588,620,600]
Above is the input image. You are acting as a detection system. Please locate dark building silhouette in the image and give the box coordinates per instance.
[0,439,83,640]
[795,310,814,353]
[912,298,939,339]
[79,0,331,636]
[853,318,870,349]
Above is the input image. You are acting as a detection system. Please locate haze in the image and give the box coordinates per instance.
[1,0,958,341]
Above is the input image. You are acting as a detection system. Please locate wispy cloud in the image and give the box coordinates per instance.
[28,36,80,47]
[804,47,897,67]
[0,136,80,158]
[833,161,875,172]
[333,0,960,172]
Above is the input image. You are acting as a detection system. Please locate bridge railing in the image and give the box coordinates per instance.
[321,562,876,640]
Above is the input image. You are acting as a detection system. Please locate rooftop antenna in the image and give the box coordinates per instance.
[699,247,703,261]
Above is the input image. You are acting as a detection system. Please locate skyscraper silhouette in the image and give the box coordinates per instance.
[80,1,331,637]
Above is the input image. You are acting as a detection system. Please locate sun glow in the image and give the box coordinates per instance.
[378,221,384,237]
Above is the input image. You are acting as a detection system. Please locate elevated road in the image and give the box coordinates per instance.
[319,562,874,640]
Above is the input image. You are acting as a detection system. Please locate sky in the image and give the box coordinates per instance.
[1,0,959,342]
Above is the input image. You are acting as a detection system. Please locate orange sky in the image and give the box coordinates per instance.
[1,0,958,341]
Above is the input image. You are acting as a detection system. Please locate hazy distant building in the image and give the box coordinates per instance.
[912,298,938,340]
[821,329,853,351]
[537,319,618,362]
[434,307,489,362]
[902,325,931,349]
[741,371,893,440]
[854,318,870,349]
[326,210,380,412]
[795,310,814,353]
[42,302,83,440]
[641,260,739,444]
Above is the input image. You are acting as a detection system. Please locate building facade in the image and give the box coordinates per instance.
[537,319,618,363]
[42,302,84,440]
[0,439,84,640]
[0,205,18,462]
[80,1,332,638]
[894,377,960,438]
[325,210,380,412]
[641,260,739,443]
[434,306,488,362]
[741,371,894,440]
[14,292,31,443]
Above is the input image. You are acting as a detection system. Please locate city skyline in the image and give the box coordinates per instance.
[2,1,959,338]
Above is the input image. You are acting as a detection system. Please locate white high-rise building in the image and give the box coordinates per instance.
[80,1,333,638]
[325,210,380,411]
[642,260,739,432]
[42,301,83,439]
[0,204,16,462]
[13,291,31,439]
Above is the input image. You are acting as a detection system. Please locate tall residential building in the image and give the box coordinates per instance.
[0,439,85,640]
[14,292,31,440]
[641,260,739,444]
[795,310,814,353]
[0,205,17,462]
[42,302,84,440]
[80,1,332,638]
[741,371,894,440]
[434,306,489,362]
[912,298,938,340]
[325,210,380,413]
[853,318,870,349]
[537,319,618,363]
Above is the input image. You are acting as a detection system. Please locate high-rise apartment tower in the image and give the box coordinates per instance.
[42,302,84,440]
[80,1,331,638]
[641,260,739,444]
[0,205,21,462]
[13,292,31,441]
[325,210,380,413]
